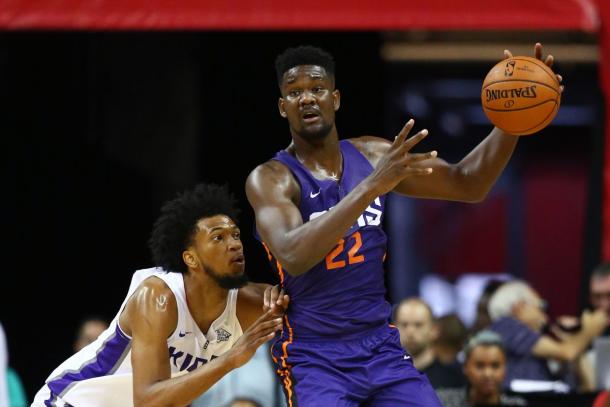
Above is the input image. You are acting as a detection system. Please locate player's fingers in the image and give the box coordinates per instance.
[503,49,513,60]
[392,119,414,148]
[544,54,554,68]
[404,167,434,176]
[263,286,272,310]
[401,129,429,152]
[253,332,277,348]
[246,310,276,331]
[406,150,437,163]
[250,317,283,335]
[556,74,562,83]
[559,85,565,94]
[277,294,290,308]
[275,289,285,305]
[534,42,543,61]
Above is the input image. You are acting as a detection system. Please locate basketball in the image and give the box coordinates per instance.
[481,56,561,136]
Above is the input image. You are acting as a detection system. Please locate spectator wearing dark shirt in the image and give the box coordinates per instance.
[436,330,527,407]
[434,313,468,365]
[487,281,607,391]
[394,298,466,388]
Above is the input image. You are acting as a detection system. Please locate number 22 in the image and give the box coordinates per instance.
[326,231,365,270]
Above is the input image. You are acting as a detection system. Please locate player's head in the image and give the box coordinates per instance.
[149,183,247,289]
[393,297,437,356]
[488,280,548,332]
[463,330,506,399]
[590,262,610,316]
[275,46,340,141]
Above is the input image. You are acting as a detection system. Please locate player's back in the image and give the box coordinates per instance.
[259,140,391,341]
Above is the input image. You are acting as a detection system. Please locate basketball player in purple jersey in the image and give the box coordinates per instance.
[246,45,562,406]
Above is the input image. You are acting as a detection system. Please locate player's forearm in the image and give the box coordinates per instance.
[134,354,235,407]
[274,180,379,276]
[455,127,518,201]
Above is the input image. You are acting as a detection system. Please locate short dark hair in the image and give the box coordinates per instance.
[463,330,505,361]
[592,262,610,280]
[149,183,240,274]
[275,45,335,86]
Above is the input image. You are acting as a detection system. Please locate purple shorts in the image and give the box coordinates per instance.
[272,324,442,407]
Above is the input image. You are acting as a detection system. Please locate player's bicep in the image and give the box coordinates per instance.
[246,163,304,249]
[125,283,177,401]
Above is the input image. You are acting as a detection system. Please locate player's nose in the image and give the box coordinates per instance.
[299,90,316,105]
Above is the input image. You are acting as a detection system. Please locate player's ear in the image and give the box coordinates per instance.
[278,97,287,118]
[333,90,340,111]
[182,250,198,269]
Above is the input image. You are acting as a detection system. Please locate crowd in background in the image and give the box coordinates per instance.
[2,262,610,407]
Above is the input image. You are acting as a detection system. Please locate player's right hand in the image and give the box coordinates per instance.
[367,119,437,195]
[226,310,283,369]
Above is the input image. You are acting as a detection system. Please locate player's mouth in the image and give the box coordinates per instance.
[231,254,245,265]
[301,110,321,123]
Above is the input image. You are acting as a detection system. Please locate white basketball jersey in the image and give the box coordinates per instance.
[32,267,243,407]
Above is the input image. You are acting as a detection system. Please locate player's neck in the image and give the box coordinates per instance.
[289,128,342,180]
[183,273,229,333]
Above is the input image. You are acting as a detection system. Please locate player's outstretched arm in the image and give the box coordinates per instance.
[246,120,435,276]
[125,279,282,407]
[353,43,563,202]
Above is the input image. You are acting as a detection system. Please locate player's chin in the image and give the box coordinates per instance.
[229,261,246,275]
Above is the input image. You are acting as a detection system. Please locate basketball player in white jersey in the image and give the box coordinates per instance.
[32,183,289,407]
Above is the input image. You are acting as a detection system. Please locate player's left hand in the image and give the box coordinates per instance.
[263,285,290,316]
[504,42,564,94]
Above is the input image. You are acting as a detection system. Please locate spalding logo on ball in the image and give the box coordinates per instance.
[481,56,561,136]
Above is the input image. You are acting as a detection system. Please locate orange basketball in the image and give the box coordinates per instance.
[481,56,561,136]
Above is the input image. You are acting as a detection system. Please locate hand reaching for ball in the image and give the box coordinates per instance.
[482,43,563,136]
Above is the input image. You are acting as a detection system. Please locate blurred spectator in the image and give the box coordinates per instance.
[73,317,109,352]
[488,280,607,392]
[0,324,27,407]
[471,280,506,335]
[579,262,610,391]
[436,330,527,406]
[394,298,465,388]
[226,398,263,407]
[590,263,610,332]
[192,344,285,407]
[434,313,468,365]
[0,323,8,407]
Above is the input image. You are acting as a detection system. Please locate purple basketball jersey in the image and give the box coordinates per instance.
[258,140,391,340]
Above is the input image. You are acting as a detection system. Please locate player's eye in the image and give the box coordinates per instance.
[312,86,323,93]
[233,232,240,240]
[289,90,301,97]
[212,235,223,242]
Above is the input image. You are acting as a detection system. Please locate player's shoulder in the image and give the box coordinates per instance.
[346,136,391,162]
[121,275,178,337]
[247,157,295,180]
[246,159,299,199]
[128,276,178,317]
